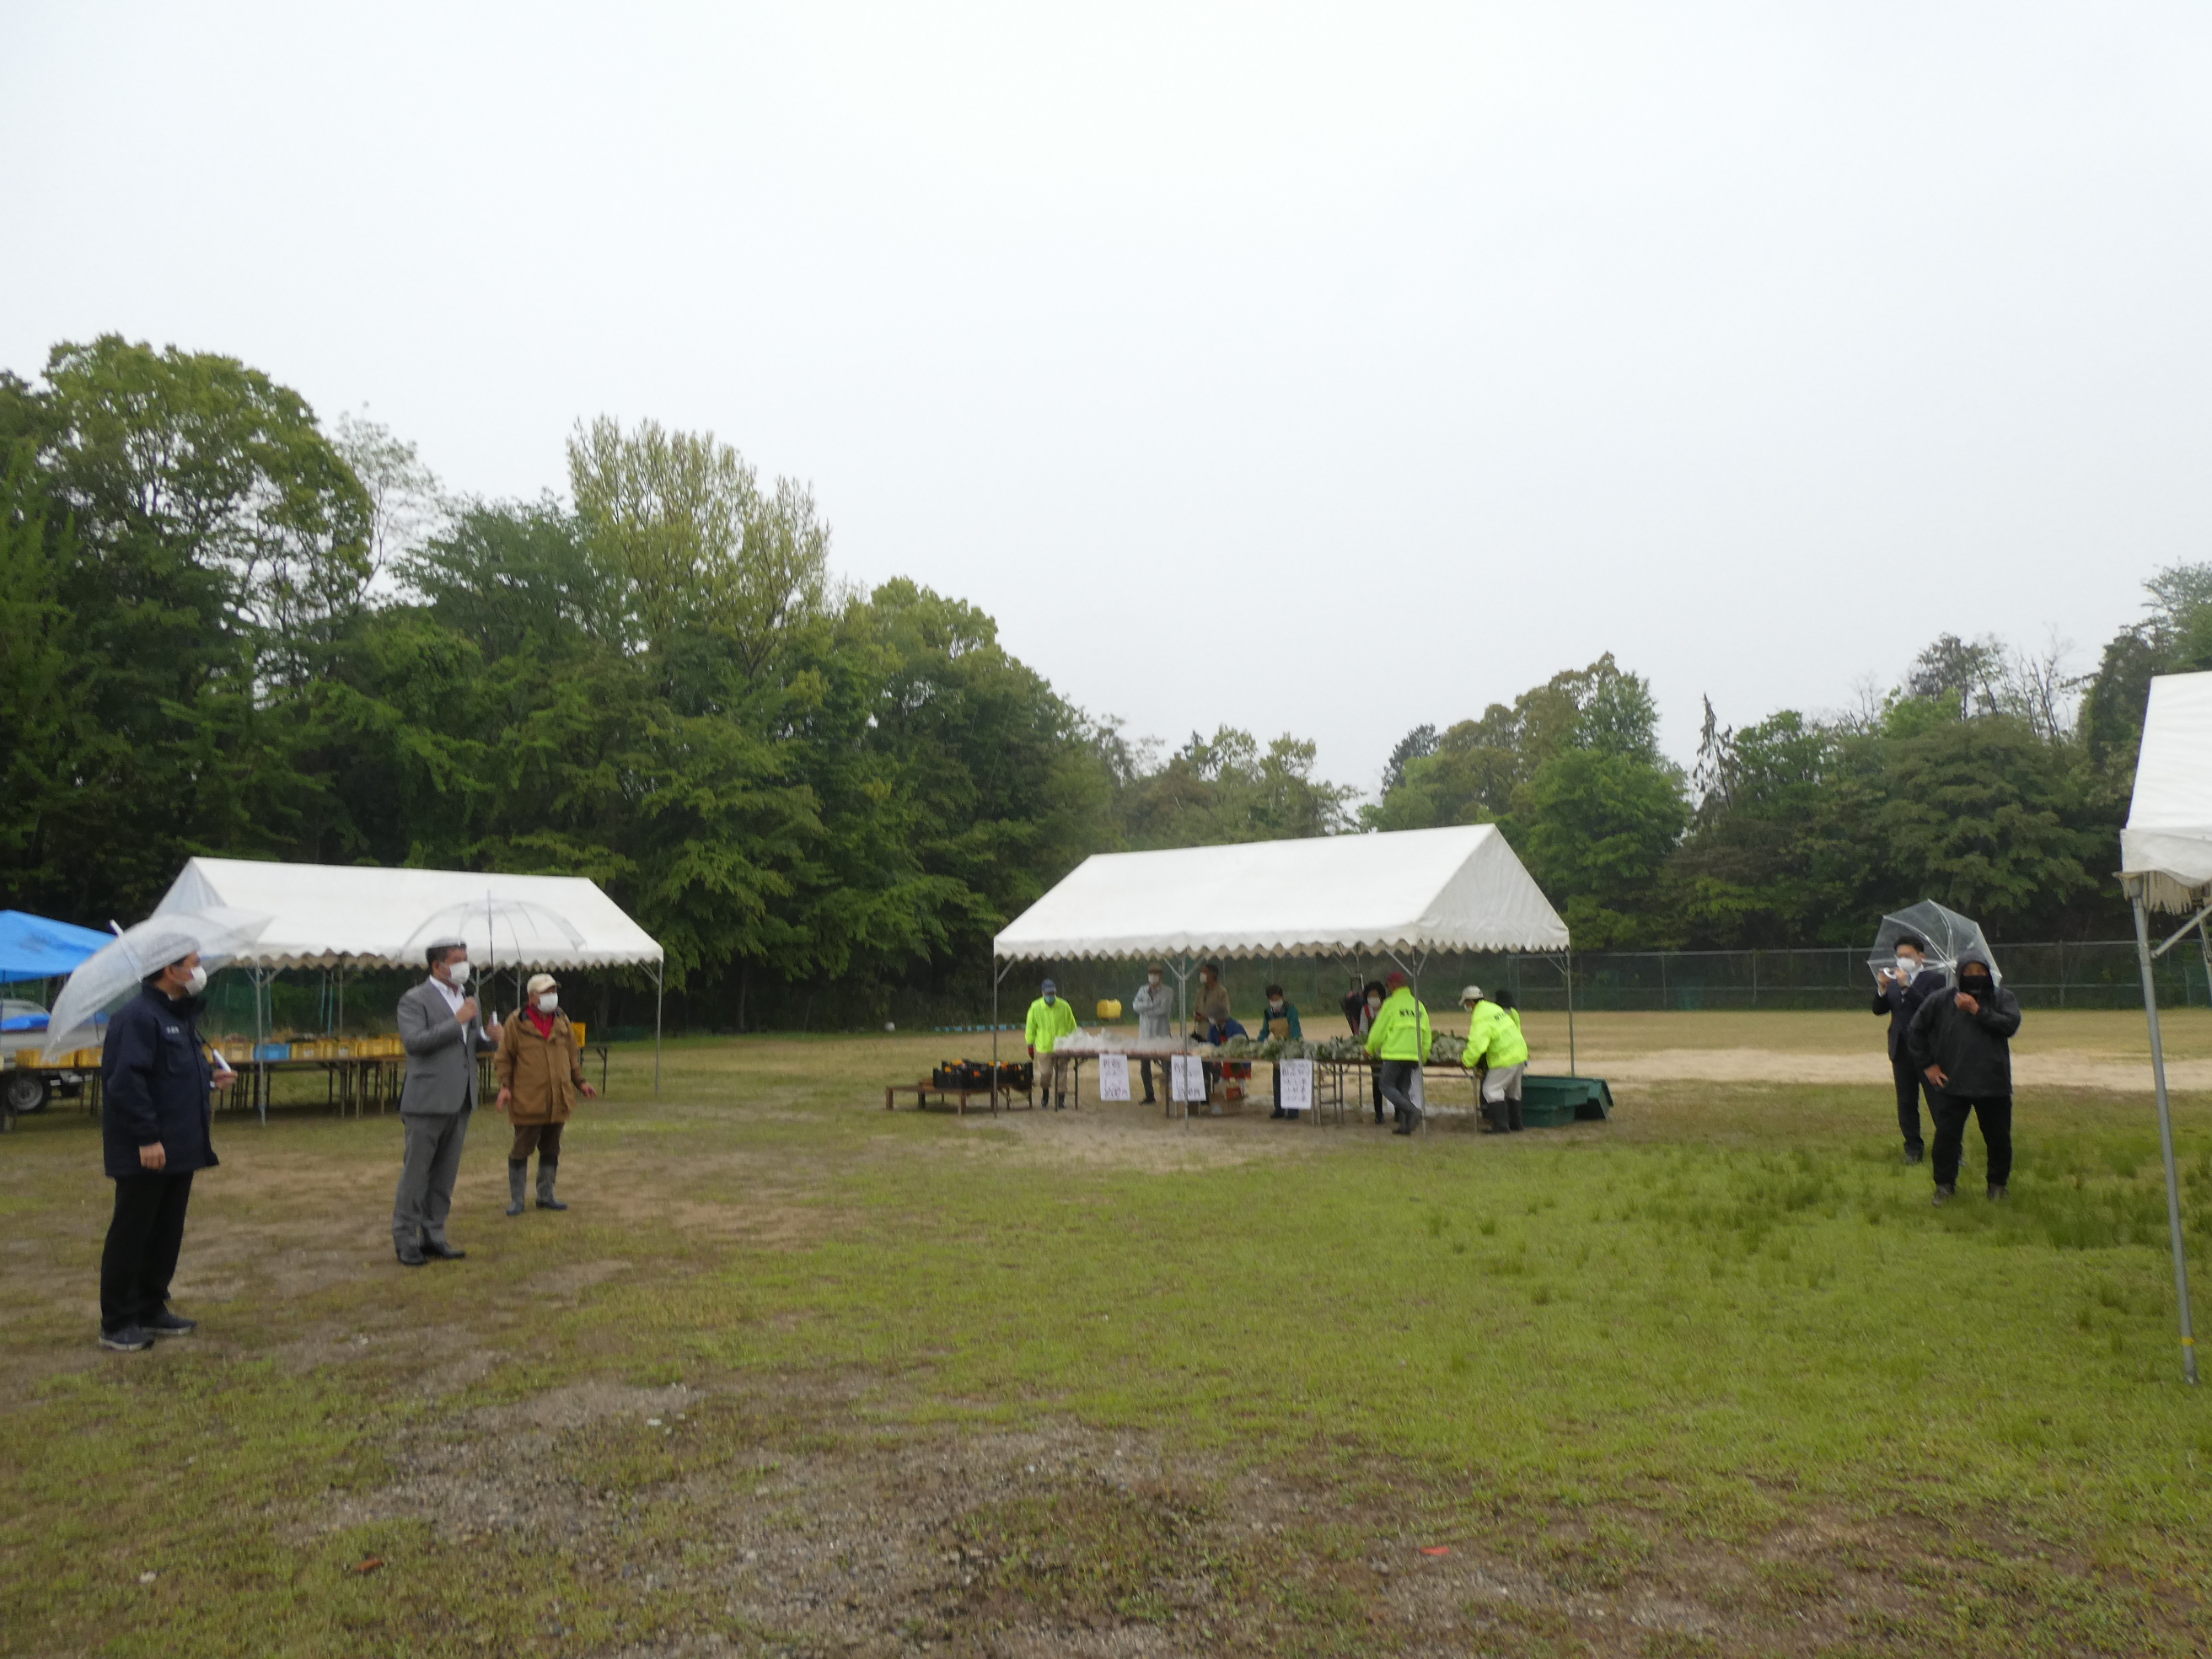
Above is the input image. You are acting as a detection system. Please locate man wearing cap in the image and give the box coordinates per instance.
[1025,978,1078,1109]
[1460,985,1529,1133]
[1365,970,1433,1136]
[495,973,599,1216]
[390,940,502,1267]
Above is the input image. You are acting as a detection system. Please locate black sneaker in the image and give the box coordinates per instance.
[1987,1184,2008,1201]
[144,1311,197,1338]
[100,1326,154,1352]
[421,1238,467,1260]
[1931,1184,1957,1207]
[1904,1146,1924,1165]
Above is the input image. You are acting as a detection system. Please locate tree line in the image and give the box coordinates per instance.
[0,336,2191,1028]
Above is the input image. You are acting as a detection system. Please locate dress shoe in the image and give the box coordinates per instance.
[144,1311,198,1338]
[421,1238,467,1260]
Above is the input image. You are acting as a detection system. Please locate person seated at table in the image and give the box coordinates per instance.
[1025,978,1078,1110]
[1260,984,1303,1119]
[1461,985,1527,1134]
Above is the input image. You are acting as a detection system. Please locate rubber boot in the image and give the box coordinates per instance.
[507,1160,528,1216]
[535,1158,568,1211]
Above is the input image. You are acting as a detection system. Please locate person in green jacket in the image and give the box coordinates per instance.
[1460,985,1529,1133]
[1363,970,1433,1136]
[1025,978,1079,1109]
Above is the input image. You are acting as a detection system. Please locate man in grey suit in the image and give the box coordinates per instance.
[391,939,502,1267]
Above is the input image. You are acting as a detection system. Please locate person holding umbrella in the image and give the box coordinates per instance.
[96,948,237,1351]
[495,973,598,1215]
[391,938,502,1266]
[1872,934,1946,1163]
[1906,948,2021,1204]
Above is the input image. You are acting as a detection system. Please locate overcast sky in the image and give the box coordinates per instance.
[6,3,2209,793]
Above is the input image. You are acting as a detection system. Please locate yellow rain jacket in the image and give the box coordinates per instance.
[1463,1001,1528,1069]
[1363,986,1433,1062]
[1025,995,1078,1054]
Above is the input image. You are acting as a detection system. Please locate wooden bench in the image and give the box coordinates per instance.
[883,1078,1033,1115]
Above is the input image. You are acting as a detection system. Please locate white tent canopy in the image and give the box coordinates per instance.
[994,824,1568,960]
[156,858,663,969]
[2117,670,2204,1387]
[2121,671,2212,911]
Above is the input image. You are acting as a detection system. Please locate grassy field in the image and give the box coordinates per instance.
[2,1012,2208,1656]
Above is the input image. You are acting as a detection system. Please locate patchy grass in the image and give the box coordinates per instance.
[0,1018,2208,1655]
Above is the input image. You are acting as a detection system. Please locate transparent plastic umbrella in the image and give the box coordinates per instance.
[398,896,585,976]
[45,906,273,1049]
[1866,899,1998,985]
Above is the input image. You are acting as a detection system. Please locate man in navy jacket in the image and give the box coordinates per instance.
[1871,935,1946,1163]
[98,951,234,1351]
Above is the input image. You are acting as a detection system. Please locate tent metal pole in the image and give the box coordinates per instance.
[653,962,663,1098]
[1565,951,1576,1076]
[991,954,999,1109]
[254,968,268,1126]
[2131,887,2200,1387]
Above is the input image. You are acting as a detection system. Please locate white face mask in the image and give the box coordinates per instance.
[443,958,471,987]
[536,993,558,1013]
[1894,956,1918,980]
[180,965,207,996]
[1367,996,1382,1011]
[1269,1000,1284,1012]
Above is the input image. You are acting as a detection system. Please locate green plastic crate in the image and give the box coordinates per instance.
[1517,1074,1613,1127]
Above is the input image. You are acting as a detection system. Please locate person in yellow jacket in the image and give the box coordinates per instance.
[1025,978,1078,1109]
[1363,970,1433,1136]
[1460,985,1529,1134]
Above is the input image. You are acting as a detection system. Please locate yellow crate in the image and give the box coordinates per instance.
[74,1049,105,1068]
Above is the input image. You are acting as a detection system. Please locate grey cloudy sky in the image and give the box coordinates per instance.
[5,3,2208,792]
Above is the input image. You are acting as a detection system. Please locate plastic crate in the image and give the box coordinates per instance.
[254,1042,292,1063]
[1517,1075,1614,1127]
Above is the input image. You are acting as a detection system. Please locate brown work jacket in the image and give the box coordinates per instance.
[494,1010,585,1125]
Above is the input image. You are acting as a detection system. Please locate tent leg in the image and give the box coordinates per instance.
[255,968,268,1126]
[653,964,663,1098]
[991,957,999,1112]
[1565,950,1576,1076]
[2133,890,2200,1387]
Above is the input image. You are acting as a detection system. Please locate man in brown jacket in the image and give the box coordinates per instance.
[494,973,597,1216]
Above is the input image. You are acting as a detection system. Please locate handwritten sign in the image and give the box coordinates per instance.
[1278,1059,1313,1112]
[1098,1053,1131,1101]
[1171,1053,1205,1103]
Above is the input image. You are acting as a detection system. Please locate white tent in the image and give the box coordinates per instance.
[993,824,1569,961]
[155,858,667,1093]
[991,824,1576,1087]
[2118,671,2206,1386]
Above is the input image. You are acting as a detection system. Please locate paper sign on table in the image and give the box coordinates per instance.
[1098,1053,1130,1101]
[1170,1053,1205,1103]
[1277,1059,1313,1112]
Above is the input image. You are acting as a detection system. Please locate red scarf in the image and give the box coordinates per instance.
[527,1007,557,1039]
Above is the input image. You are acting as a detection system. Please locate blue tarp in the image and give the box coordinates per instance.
[0,910,111,985]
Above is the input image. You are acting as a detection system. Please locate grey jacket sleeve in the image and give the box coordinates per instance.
[399,985,465,1058]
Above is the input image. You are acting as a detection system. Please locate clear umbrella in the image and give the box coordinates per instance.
[1866,899,1999,985]
[45,907,273,1049]
[399,896,584,979]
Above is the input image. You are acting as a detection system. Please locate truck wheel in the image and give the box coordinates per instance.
[5,1072,51,1114]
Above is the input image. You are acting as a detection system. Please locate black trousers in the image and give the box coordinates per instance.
[1930,1093,2013,1189]
[100,1171,195,1334]
[1890,1050,1930,1151]
[1139,1058,1158,1101]
[1368,1062,1385,1119]
[1377,1060,1420,1122]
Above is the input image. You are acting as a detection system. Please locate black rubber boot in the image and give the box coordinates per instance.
[535,1159,568,1211]
[507,1160,527,1216]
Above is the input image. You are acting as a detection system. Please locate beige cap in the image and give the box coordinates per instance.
[526,973,560,996]
[1459,985,1485,1005]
